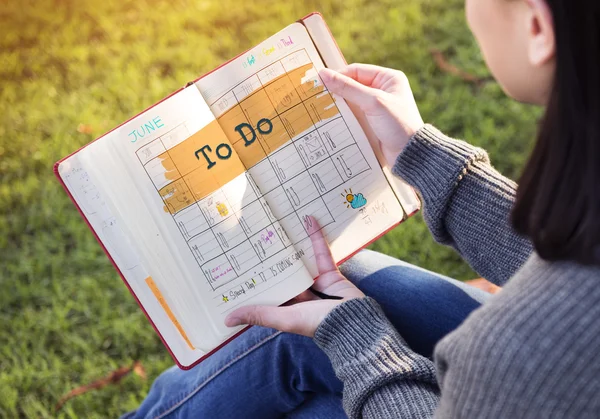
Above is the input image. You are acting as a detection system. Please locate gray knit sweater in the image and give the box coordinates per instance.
[313,125,600,418]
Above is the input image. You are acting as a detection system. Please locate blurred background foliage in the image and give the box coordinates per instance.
[0,0,539,416]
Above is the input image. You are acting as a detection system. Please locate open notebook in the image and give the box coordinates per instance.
[54,13,420,369]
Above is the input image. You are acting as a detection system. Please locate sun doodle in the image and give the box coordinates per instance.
[342,188,354,208]
[342,188,367,210]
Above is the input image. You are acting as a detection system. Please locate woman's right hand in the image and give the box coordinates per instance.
[319,64,424,167]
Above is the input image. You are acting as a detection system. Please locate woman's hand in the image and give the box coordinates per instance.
[319,64,424,167]
[224,217,365,338]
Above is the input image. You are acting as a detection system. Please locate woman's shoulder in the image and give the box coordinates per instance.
[434,254,600,417]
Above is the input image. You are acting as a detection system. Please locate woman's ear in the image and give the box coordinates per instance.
[526,0,556,67]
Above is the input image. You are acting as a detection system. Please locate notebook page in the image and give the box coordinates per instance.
[302,13,421,216]
[195,23,405,277]
[75,86,313,354]
[58,153,205,367]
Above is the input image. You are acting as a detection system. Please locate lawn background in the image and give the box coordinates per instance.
[0,0,539,417]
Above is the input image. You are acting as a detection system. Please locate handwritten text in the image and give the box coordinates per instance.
[128,116,164,143]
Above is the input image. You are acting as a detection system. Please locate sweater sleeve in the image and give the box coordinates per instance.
[392,125,533,286]
[314,297,440,418]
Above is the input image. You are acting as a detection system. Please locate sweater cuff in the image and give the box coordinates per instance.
[314,298,440,417]
[314,298,431,375]
[392,124,490,206]
[314,297,405,361]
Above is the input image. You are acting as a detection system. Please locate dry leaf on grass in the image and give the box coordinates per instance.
[430,49,490,87]
[77,123,94,134]
[55,361,146,412]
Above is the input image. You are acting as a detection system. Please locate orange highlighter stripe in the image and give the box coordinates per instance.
[145,276,195,350]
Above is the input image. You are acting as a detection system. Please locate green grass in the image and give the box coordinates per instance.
[0,0,540,416]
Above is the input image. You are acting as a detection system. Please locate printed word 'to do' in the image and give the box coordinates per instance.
[194,118,274,169]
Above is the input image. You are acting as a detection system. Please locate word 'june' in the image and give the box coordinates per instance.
[195,118,273,169]
[128,116,164,143]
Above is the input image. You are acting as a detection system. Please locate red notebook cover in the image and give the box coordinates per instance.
[53,12,419,370]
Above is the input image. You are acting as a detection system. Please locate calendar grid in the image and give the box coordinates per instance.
[136,49,373,291]
[254,69,338,228]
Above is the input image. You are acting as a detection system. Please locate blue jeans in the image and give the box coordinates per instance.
[124,250,490,418]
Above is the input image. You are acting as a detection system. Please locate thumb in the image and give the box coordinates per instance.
[225,305,289,330]
[319,68,379,108]
[224,303,331,337]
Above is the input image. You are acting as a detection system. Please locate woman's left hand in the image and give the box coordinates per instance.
[224,217,365,337]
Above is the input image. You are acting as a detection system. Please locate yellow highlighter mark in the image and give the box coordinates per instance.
[145,276,195,350]
[215,63,340,169]
[159,179,195,214]
[287,63,326,99]
[158,119,246,214]
[154,62,340,215]
[216,201,229,217]
[264,74,301,113]
[305,92,338,123]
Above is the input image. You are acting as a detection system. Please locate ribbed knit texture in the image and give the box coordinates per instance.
[313,125,600,418]
[314,298,440,417]
[392,125,532,285]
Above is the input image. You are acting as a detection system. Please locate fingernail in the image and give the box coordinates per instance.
[319,68,333,81]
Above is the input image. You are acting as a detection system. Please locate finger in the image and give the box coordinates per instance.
[225,304,315,336]
[338,63,407,93]
[338,63,387,87]
[304,216,338,275]
[225,305,288,329]
[319,68,379,107]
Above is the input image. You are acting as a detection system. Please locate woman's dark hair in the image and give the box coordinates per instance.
[511,0,600,265]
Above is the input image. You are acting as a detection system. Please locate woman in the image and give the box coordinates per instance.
[127,0,600,417]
